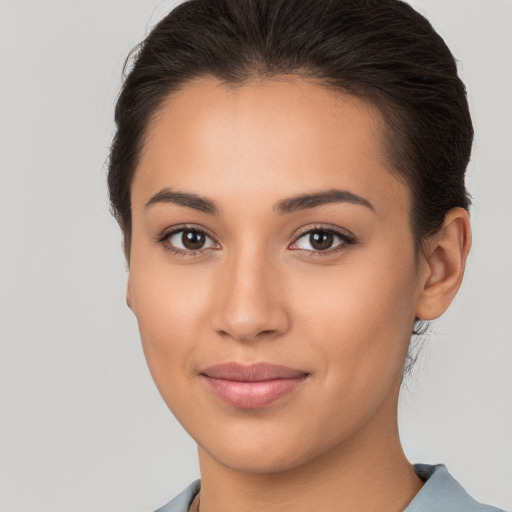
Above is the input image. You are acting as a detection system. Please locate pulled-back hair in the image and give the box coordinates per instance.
[108,0,473,257]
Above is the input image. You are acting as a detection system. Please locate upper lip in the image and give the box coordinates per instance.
[201,362,309,382]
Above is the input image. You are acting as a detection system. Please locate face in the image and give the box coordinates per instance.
[127,76,425,473]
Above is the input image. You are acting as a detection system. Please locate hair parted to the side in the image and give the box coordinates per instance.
[108,0,473,263]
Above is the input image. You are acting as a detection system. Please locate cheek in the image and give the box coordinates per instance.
[128,250,215,398]
[293,244,418,386]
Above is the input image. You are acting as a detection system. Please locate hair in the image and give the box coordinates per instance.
[108,0,473,261]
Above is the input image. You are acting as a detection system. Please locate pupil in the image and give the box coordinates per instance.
[310,231,333,250]
[182,230,205,250]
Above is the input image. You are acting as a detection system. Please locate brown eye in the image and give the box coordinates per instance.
[291,228,354,253]
[309,231,334,250]
[166,228,218,253]
[182,230,206,250]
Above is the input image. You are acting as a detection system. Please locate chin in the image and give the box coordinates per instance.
[205,442,310,475]
[195,418,333,476]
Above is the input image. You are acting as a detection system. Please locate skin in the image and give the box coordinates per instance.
[126,76,471,512]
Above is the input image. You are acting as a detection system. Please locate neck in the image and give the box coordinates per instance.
[196,387,423,512]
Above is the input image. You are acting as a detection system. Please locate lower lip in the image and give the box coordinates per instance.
[202,375,308,409]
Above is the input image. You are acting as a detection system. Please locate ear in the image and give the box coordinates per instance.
[126,275,134,311]
[415,207,472,321]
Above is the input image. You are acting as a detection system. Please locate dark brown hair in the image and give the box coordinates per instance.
[108,0,473,259]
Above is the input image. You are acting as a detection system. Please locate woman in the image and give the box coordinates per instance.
[108,0,505,510]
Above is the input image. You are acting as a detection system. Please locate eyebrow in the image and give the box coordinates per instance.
[274,189,374,214]
[145,188,219,214]
[145,187,374,215]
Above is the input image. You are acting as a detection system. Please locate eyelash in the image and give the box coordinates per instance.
[156,224,356,258]
[156,225,216,258]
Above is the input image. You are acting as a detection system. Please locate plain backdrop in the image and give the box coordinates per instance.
[1,1,511,511]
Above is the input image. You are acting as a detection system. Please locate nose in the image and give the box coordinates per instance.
[210,248,290,343]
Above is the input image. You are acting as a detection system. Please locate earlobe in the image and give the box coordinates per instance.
[415,208,472,321]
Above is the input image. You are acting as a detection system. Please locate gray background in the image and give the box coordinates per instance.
[1,1,511,511]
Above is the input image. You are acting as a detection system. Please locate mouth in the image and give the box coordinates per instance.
[200,362,310,409]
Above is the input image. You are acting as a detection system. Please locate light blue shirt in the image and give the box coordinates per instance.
[154,464,506,512]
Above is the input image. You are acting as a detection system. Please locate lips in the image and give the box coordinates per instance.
[201,362,309,409]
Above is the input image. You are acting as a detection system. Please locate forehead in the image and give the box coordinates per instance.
[133,76,409,218]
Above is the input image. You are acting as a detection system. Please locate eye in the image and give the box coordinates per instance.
[290,227,354,253]
[160,227,219,255]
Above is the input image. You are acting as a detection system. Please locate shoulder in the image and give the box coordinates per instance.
[153,480,201,512]
[405,464,506,512]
